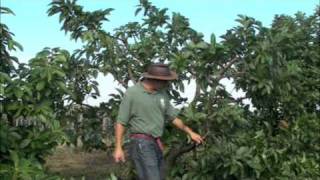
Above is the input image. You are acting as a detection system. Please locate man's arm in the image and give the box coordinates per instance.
[172,118,204,144]
[113,123,126,162]
[113,90,132,163]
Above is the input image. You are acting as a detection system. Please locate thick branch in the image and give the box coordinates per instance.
[115,76,129,89]
[117,37,141,62]
[216,56,239,81]
[234,96,248,103]
[194,80,201,100]
[117,37,138,84]
[164,131,209,174]
[165,143,197,172]
[128,65,136,84]
[189,69,201,104]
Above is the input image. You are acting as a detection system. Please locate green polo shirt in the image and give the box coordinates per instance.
[117,82,179,137]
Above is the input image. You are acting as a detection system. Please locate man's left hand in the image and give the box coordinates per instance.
[189,132,204,145]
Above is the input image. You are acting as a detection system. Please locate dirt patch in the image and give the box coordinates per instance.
[45,146,133,179]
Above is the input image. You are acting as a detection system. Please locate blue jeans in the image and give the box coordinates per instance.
[128,137,165,180]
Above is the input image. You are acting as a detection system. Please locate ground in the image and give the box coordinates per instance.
[45,146,133,179]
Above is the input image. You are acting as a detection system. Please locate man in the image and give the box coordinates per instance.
[113,63,204,180]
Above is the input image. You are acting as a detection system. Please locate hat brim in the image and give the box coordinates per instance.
[142,71,177,80]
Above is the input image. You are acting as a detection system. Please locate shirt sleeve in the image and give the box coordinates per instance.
[165,100,179,122]
[117,91,132,126]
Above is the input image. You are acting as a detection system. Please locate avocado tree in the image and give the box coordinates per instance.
[1,4,110,178]
[170,9,320,179]
[0,7,69,179]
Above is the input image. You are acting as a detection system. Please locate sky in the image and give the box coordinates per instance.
[1,0,318,106]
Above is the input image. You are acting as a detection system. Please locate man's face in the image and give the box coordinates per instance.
[154,80,169,90]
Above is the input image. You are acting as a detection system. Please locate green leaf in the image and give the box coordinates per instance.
[13,107,23,118]
[8,40,14,50]
[230,164,238,175]
[36,49,50,58]
[115,88,124,97]
[182,174,189,180]
[55,54,67,63]
[92,70,99,79]
[210,33,216,48]
[24,86,33,96]
[109,173,118,180]
[188,41,196,49]
[0,72,11,82]
[7,102,19,110]
[47,69,52,82]
[13,40,23,51]
[9,150,19,165]
[135,7,142,16]
[0,7,15,15]
[196,42,208,49]
[36,81,45,91]
[92,85,100,95]
[10,131,22,140]
[82,31,94,42]
[53,70,66,77]
[15,89,23,98]
[181,51,192,59]
[38,114,48,124]
[236,146,249,157]
[20,139,31,148]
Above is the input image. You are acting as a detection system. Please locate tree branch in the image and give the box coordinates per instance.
[164,132,209,174]
[114,75,128,89]
[128,65,136,84]
[164,143,197,173]
[117,37,138,84]
[194,80,201,100]
[216,56,239,81]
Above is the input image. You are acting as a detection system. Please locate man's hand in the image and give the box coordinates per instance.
[189,132,204,145]
[113,147,126,163]
[172,118,205,145]
[114,123,126,163]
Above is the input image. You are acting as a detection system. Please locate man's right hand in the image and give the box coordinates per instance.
[113,147,126,163]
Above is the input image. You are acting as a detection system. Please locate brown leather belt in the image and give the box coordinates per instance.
[130,133,164,152]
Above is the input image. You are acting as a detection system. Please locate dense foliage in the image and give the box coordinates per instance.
[1,0,319,179]
[0,7,67,179]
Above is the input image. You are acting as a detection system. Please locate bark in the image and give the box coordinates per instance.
[216,56,239,81]
[164,143,197,174]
